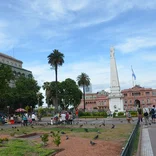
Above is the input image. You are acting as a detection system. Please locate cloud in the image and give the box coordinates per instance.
[141,53,156,61]
[0,32,18,51]
[116,37,156,53]
[23,56,110,87]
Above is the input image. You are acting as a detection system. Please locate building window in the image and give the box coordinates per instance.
[132,92,141,96]
[125,101,127,103]
[142,100,144,104]
[146,92,150,95]
[130,100,132,103]
[124,94,127,96]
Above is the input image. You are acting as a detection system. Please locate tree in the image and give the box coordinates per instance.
[42,81,60,108]
[59,78,82,110]
[77,73,90,111]
[0,64,14,109]
[47,49,64,111]
[37,92,44,107]
[15,76,40,109]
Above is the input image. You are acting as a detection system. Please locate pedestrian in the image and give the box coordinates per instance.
[68,112,73,125]
[22,114,28,126]
[31,113,36,124]
[76,109,79,119]
[65,111,69,124]
[51,117,53,125]
[143,107,150,125]
[137,105,143,124]
[150,105,156,123]
[126,111,131,123]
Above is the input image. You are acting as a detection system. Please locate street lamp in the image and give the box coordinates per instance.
[7,106,10,115]
[30,106,32,116]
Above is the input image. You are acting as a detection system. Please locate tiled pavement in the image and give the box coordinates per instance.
[140,124,156,156]
[141,128,154,156]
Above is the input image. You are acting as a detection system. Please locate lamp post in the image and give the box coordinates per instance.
[7,106,10,115]
[30,106,32,117]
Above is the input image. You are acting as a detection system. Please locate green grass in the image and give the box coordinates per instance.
[0,123,134,155]
[0,139,55,156]
[132,127,140,155]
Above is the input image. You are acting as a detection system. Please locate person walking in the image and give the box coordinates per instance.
[150,105,156,123]
[68,112,73,125]
[143,107,151,125]
[31,113,36,124]
[22,114,28,126]
[137,105,143,124]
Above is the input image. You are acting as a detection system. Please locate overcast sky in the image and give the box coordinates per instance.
[1,0,156,96]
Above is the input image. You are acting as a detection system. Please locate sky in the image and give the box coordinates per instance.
[1,0,156,98]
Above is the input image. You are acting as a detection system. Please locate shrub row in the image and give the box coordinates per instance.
[78,111,107,117]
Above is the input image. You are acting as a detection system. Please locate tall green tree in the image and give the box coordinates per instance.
[59,78,82,110]
[42,81,60,108]
[47,49,64,111]
[15,76,40,109]
[37,92,44,107]
[0,64,14,109]
[77,73,90,111]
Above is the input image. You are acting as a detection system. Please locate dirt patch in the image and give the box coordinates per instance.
[33,135,122,156]
[15,133,37,138]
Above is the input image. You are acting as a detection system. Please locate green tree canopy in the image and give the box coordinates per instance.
[59,78,82,110]
[14,76,41,109]
[0,64,14,109]
[43,79,82,110]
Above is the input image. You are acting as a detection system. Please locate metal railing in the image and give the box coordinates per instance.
[120,121,140,156]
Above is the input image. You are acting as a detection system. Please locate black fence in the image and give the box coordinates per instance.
[120,121,140,156]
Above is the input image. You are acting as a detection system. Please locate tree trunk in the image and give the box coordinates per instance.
[55,65,58,111]
[83,85,86,112]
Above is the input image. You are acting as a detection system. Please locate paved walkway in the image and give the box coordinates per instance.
[140,124,156,156]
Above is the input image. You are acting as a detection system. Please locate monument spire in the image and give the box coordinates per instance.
[109,47,124,113]
[110,47,120,93]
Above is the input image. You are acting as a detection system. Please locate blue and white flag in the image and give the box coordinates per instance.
[131,66,136,80]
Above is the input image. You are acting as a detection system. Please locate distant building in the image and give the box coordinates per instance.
[78,85,156,111]
[0,52,32,87]
[78,90,109,111]
[121,85,156,110]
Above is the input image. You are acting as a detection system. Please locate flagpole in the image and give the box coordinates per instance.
[132,74,134,87]
[131,66,134,87]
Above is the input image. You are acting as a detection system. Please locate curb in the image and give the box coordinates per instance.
[136,125,142,156]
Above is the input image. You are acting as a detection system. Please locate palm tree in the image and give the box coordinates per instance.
[77,73,90,111]
[47,49,64,110]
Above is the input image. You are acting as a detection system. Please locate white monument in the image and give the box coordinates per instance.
[109,47,124,113]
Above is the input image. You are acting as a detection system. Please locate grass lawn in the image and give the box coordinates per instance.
[0,139,55,156]
[0,123,134,156]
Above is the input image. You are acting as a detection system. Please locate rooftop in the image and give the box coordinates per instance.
[0,52,23,64]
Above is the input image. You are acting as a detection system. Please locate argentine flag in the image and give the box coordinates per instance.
[131,66,136,80]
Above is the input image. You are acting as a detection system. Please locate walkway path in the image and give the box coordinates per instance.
[140,124,156,156]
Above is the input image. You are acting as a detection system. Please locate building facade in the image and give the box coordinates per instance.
[78,85,156,111]
[121,85,156,110]
[78,90,109,111]
[0,52,32,87]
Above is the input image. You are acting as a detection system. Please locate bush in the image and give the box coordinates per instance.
[129,111,137,117]
[78,111,107,118]
[113,112,116,117]
[40,134,49,146]
[92,112,99,116]
[118,112,125,117]
[83,112,91,116]
[51,132,61,147]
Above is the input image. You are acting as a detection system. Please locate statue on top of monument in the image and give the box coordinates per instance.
[110,47,115,57]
